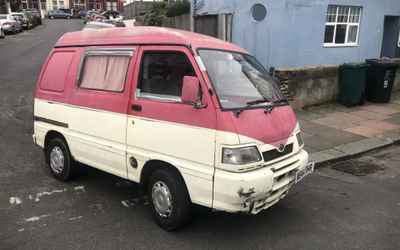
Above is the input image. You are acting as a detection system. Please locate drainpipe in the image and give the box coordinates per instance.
[190,0,196,32]
[5,0,11,13]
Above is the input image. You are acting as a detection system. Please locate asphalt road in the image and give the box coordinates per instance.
[1,20,400,250]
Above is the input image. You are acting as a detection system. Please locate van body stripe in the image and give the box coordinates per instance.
[34,116,69,128]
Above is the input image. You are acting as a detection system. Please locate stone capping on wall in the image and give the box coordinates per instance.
[275,62,400,110]
[275,65,339,110]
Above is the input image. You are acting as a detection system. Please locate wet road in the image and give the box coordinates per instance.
[1,20,400,250]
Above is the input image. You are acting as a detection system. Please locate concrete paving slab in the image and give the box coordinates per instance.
[347,110,391,121]
[344,126,386,137]
[384,113,400,125]
[313,116,359,129]
[360,105,400,115]
[334,138,393,157]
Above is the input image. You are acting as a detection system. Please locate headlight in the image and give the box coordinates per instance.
[222,146,262,165]
[296,132,304,147]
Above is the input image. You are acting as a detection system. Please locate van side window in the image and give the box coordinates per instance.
[137,52,195,101]
[79,53,131,92]
[40,51,74,92]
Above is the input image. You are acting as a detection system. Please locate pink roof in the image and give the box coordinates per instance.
[55,26,248,54]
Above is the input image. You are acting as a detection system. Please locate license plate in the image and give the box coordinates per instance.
[295,162,314,183]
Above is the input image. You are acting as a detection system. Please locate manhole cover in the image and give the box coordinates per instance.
[331,160,384,176]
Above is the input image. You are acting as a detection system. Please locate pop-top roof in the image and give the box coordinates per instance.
[55,26,247,54]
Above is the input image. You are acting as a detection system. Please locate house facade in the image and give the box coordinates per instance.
[0,0,122,14]
[192,0,400,69]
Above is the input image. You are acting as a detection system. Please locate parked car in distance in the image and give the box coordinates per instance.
[101,10,123,20]
[22,11,36,28]
[11,12,33,29]
[24,9,42,25]
[48,10,72,19]
[78,10,87,19]
[83,10,99,23]
[59,8,72,15]
[102,19,125,27]
[0,25,5,38]
[82,21,115,30]
[33,27,314,231]
[0,14,21,34]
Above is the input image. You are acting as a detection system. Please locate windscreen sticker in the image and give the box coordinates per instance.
[195,56,207,72]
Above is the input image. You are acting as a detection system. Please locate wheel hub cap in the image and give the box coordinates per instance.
[152,181,173,218]
[50,146,64,174]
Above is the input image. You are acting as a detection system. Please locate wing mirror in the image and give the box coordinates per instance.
[181,76,207,109]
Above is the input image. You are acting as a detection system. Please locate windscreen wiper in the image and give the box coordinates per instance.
[272,98,290,106]
[246,98,272,106]
[234,98,289,118]
[233,99,272,117]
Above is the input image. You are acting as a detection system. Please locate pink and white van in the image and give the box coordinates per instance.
[33,27,314,231]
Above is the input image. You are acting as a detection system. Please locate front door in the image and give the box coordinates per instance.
[381,16,400,58]
[126,46,216,206]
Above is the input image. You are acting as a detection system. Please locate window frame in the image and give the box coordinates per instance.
[135,50,197,104]
[323,5,362,48]
[77,48,134,93]
[398,29,400,48]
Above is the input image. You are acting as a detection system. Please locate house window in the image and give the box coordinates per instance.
[324,5,362,46]
[398,29,400,48]
[79,52,132,92]
[21,0,28,9]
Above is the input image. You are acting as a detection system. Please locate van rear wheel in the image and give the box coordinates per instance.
[148,169,192,231]
[45,137,75,181]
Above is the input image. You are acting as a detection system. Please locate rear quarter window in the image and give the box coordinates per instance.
[40,51,74,92]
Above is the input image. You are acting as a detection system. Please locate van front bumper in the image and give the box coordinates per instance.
[212,149,310,214]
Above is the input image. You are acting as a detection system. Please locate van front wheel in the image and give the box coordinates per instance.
[45,138,75,181]
[148,169,192,231]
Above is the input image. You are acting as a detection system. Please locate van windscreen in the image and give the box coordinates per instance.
[198,50,284,110]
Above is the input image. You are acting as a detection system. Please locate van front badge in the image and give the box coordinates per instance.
[277,144,286,152]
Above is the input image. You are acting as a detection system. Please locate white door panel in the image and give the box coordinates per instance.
[35,99,128,178]
[126,116,215,206]
[67,107,127,178]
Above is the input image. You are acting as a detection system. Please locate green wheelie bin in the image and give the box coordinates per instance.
[365,59,398,103]
[338,63,368,107]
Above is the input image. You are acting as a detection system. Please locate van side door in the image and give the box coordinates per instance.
[126,46,216,208]
[67,47,137,178]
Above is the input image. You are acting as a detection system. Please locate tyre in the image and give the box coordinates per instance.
[45,137,76,181]
[148,168,192,231]
[0,29,4,39]
[67,16,71,19]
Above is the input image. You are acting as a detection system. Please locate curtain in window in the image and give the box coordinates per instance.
[104,56,130,91]
[80,55,130,92]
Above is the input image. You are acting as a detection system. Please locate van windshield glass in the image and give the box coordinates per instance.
[198,50,284,109]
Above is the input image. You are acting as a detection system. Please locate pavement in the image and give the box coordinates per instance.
[1,19,400,250]
[299,92,400,165]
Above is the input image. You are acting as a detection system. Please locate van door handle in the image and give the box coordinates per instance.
[131,104,142,112]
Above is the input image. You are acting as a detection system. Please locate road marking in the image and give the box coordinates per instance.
[68,216,83,221]
[33,188,67,202]
[8,186,87,207]
[73,185,85,192]
[24,214,50,223]
[9,197,22,205]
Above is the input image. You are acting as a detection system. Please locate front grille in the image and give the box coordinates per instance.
[262,143,293,162]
